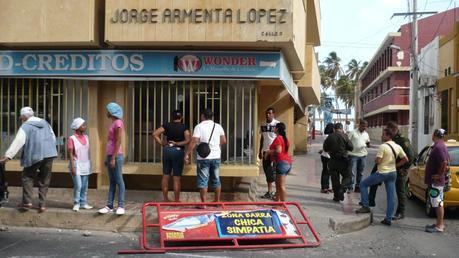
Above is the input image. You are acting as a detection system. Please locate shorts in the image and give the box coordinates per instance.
[275,161,292,176]
[162,146,185,176]
[196,159,221,189]
[428,185,444,208]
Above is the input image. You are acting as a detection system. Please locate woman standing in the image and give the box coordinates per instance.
[266,122,292,201]
[68,117,93,212]
[98,102,126,215]
[153,110,190,202]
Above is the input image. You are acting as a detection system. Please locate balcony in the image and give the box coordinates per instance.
[363,87,409,117]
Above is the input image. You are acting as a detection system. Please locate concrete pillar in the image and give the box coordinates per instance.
[257,83,295,156]
[294,115,308,153]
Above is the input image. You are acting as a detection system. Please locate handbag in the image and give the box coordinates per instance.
[196,123,216,158]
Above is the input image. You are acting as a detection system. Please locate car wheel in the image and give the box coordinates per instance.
[425,191,436,218]
[405,180,414,200]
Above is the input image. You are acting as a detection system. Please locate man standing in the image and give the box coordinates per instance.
[369,121,415,219]
[258,107,279,199]
[185,109,226,203]
[323,123,353,202]
[425,129,449,233]
[0,107,57,213]
[347,119,370,192]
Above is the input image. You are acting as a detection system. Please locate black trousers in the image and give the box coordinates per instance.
[328,158,351,199]
[369,170,407,214]
[320,156,331,190]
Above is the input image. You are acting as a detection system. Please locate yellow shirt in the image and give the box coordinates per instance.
[376,141,407,173]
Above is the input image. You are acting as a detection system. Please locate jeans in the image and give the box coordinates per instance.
[360,171,397,221]
[328,158,351,200]
[275,161,292,175]
[106,155,125,208]
[349,155,366,189]
[320,156,330,189]
[369,170,407,215]
[71,173,89,205]
[196,159,221,189]
[22,157,54,207]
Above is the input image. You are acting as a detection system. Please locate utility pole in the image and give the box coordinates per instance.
[392,1,436,152]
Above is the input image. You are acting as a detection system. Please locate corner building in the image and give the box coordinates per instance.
[0,0,321,190]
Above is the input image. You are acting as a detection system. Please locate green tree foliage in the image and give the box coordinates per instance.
[320,52,368,109]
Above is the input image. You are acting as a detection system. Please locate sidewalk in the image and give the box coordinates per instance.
[250,136,372,238]
[0,137,371,237]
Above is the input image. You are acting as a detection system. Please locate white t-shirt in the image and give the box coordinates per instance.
[193,120,225,160]
[348,129,370,157]
[260,119,279,151]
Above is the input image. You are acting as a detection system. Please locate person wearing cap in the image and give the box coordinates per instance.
[0,107,57,213]
[68,118,93,212]
[425,129,449,233]
[153,110,191,202]
[98,102,126,215]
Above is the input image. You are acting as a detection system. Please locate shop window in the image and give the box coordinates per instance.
[0,79,89,160]
[128,81,256,165]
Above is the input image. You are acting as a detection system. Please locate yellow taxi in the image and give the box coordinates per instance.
[407,139,459,217]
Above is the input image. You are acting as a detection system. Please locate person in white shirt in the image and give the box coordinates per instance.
[185,109,226,203]
[347,120,370,193]
[258,107,279,199]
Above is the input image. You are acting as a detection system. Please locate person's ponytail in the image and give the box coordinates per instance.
[276,123,289,152]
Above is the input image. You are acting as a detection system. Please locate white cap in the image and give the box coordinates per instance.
[71,117,86,130]
[20,107,34,117]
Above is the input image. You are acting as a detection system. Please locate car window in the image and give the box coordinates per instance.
[417,147,430,165]
[448,147,459,166]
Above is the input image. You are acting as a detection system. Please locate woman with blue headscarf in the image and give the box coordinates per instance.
[98,102,126,216]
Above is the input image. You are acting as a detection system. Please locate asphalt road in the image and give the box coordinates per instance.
[1,146,458,257]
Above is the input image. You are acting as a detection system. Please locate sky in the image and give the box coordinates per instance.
[317,0,457,67]
[313,0,456,130]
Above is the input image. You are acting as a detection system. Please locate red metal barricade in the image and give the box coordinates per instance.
[119,201,321,254]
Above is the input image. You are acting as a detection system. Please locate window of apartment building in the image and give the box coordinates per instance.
[424,96,430,134]
[128,80,256,165]
[441,91,448,132]
[0,78,89,160]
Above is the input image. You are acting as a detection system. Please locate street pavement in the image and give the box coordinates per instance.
[1,136,459,257]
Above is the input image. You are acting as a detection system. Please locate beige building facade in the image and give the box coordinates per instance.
[0,0,321,190]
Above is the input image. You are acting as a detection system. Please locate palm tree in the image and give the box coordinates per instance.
[323,52,344,80]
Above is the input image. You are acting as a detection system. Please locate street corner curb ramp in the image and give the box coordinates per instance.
[119,201,321,254]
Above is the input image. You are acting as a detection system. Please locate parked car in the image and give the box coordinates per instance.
[407,139,459,217]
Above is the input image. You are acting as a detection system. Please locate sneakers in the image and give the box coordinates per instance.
[320,189,329,194]
[380,219,392,226]
[261,192,275,199]
[116,207,125,215]
[98,206,113,214]
[392,213,405,220]
[81,204,93,210]
[355,207,371,213]
[72,204,80,212]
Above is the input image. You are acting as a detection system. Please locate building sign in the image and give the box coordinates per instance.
[0,50,280,78]
[110,8,288,25]
[160,209,299,241]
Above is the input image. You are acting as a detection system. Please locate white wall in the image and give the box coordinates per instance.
[417,37,441,152]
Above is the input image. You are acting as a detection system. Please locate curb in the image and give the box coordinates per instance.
[328,213,372,234]
[247,173,372,235]
[0,206,143,232]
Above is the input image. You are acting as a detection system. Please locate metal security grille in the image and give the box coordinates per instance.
[128,80,256,165]
[0,78,88,160]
